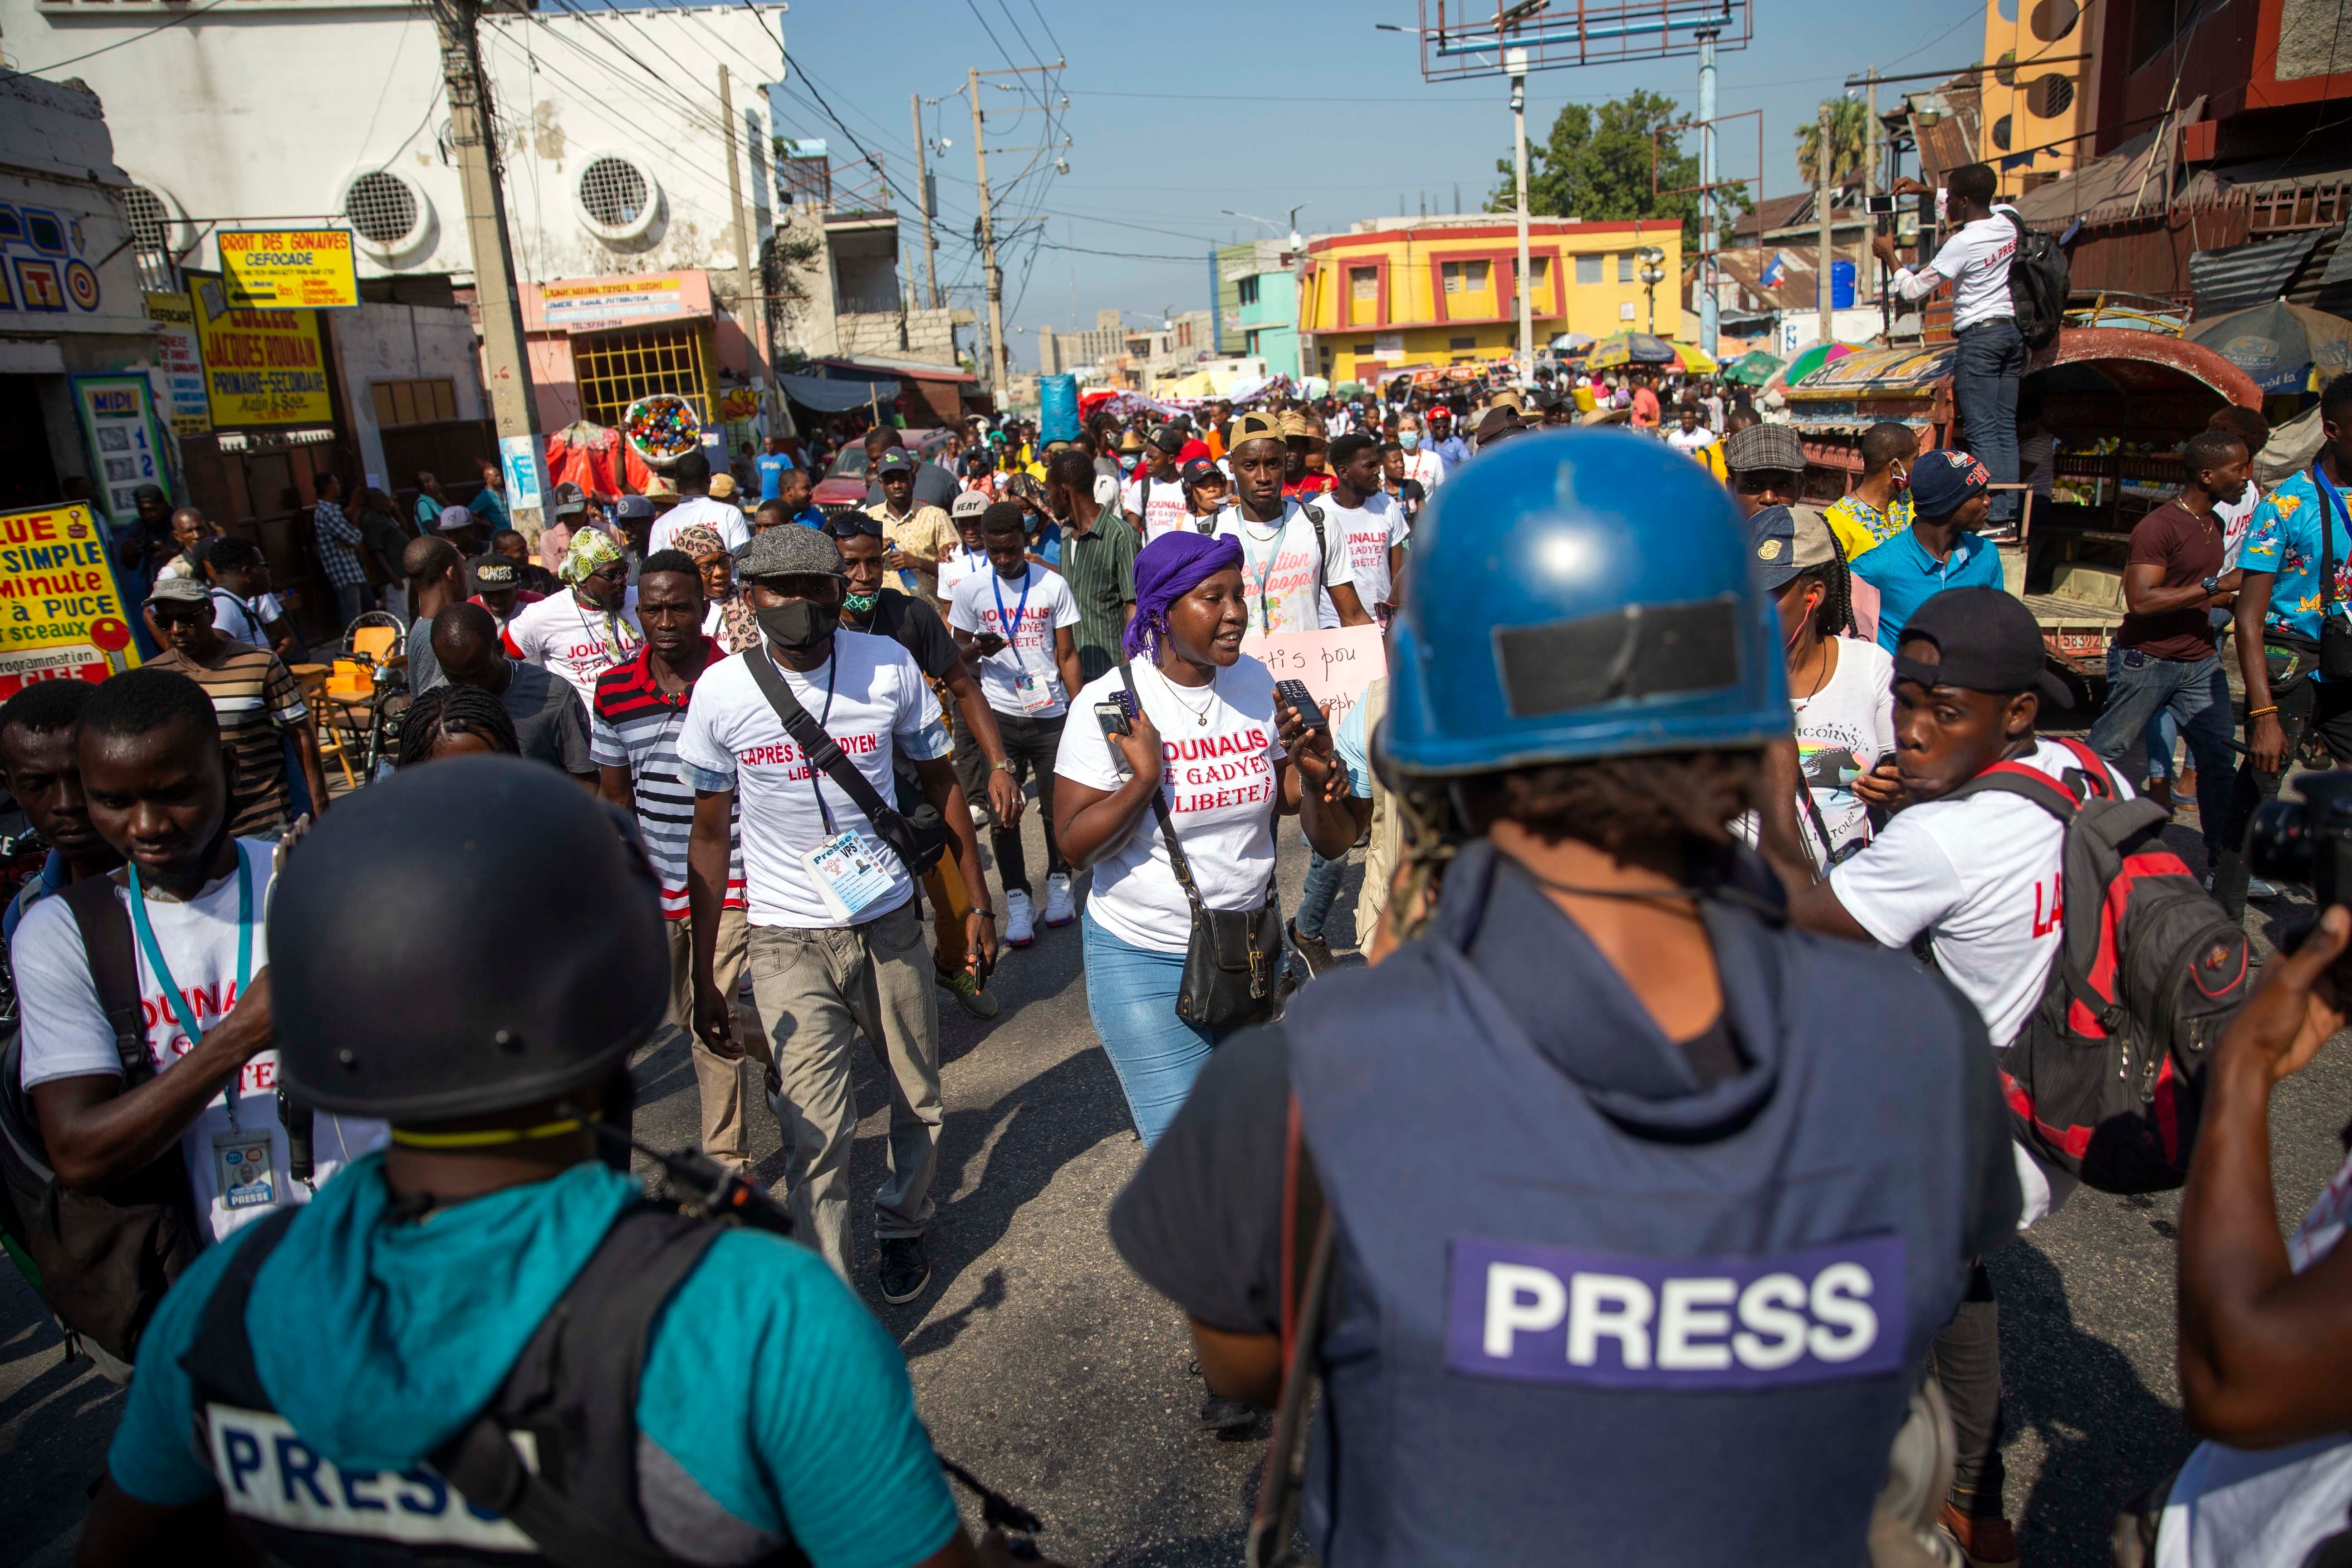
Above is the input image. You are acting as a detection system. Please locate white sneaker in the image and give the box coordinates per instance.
[1004,887,1036,948]
[1044,872,1077,927]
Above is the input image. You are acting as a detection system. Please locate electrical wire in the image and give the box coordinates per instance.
[6,0,234,79]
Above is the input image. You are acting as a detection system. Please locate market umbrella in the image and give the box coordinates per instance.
[1669,343,1719,374]
[1550,331,1597,353]
[1723,349,1784,386]
[2187,300,2352,394]
[1585,332,1678,369]
[1781,342,1859,386]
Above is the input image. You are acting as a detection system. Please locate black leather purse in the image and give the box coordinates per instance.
[1120,661,1283,1029]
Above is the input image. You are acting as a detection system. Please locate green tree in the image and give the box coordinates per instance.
[1488,89,1749,246]
[1794,96,1873,190]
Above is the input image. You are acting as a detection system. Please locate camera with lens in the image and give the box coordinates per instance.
[2249,770,2352,908]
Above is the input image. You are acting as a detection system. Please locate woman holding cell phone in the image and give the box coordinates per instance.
[1051,531,1358,1153]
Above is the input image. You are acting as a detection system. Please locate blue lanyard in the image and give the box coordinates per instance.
[990,567,1035,672]
[128,843,255,1123]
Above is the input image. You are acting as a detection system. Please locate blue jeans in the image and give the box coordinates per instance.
[1082,911,1235,1147]
[2144,708,2180,782]
[2087,647,2233,858]
[1296,844,1345,940]
[1954,318,2025,524]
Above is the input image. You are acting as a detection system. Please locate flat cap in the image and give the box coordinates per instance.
[737,521,845,580]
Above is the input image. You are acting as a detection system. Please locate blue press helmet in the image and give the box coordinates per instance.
[1384,428,1790,777]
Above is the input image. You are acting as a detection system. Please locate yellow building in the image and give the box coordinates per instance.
[1299,217,1683,385]
[1976,0,2101,187]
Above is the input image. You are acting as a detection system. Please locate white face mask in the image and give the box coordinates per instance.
[1400,431,1422,452]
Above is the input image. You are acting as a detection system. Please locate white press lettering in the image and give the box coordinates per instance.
[1732,1273,1810,1370]
[1567,1273,1654,1369]
[1807,1262,1880,1362]
[1656,1277,1737,1371]
[1482,1262,1567,1357]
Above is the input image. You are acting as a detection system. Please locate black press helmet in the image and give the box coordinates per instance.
[274,755,669,1122]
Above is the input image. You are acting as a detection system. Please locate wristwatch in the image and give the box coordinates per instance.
[2201,574,2221,595]
[990,759,1017,773]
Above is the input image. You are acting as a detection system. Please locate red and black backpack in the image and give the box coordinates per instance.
[1945,737,2250,1193]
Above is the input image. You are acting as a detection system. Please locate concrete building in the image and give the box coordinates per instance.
[768,142,969,372]
[1214,240,1301,379]
[1039,309,1127,377]
[1298,216,1685,385]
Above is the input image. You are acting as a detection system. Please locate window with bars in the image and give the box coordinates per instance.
[1441,260,1490,294]
[571,326,713,429]
[371,378,460,428]
[579,157,651,229]
[346,172,419,246]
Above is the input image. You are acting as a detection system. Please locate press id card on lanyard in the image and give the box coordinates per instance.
[993,569,1058,712]
[794,657,896,922]
[130,845,270,1208]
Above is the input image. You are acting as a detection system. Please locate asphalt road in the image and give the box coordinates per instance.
[7,791,2352,1567]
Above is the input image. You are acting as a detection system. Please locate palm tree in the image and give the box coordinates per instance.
[1795,96,1874,190]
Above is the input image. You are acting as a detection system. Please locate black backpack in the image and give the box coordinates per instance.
[1945,739,2249,1193]
[2003,210,2070,350]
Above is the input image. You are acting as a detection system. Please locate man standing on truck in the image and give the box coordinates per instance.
[1872,164,2025,537]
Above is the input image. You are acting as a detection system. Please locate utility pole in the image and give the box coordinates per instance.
[1509,47,1533,377]
[430,0,540,532]
[720,65,761,374]
[1697,24,1720,360]
[968,69,1008,394]
[911,94,942,311]
[1816,100,1836,348]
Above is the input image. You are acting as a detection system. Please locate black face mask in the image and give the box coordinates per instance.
[757,598,832,653]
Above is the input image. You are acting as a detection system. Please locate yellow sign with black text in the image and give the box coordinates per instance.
[219,229,359,310]
[0,504,142,700]
[192,277,333,427]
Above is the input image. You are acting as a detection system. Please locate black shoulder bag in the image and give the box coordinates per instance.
[0,876,201,1363]
[1119,660,1283,1028]
[742,647,950,877]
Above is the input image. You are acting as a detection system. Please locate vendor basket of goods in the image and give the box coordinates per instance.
[623,393,702,469]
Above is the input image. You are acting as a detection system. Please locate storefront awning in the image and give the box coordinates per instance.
[777,372,901,413]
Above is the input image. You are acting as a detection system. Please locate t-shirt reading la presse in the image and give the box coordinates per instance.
[1121,471,1195,543]
[13,842,388,1242]
[1314,491,1408,622]
[947,564,1081,720]
[675,631,950,929]
[501,585,643,706]
[1054,657,1286,954]
[1211,502,1358,636]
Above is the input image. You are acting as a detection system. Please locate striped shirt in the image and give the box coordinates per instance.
[146,644,308,835]
[590,639,745,919]
[1058,509,1139,684]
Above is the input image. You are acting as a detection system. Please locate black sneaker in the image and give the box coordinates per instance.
[1288,920,1337,979]
[1200,1392,1259,1432]
[878,1236,930,1304]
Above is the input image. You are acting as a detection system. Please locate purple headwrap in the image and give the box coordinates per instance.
[1122,530,1244,662]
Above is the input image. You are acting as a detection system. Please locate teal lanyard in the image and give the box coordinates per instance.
[129,843,255,1123]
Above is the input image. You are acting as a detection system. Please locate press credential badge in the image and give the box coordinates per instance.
[802,830,895,923]
[213,1126,277,1210]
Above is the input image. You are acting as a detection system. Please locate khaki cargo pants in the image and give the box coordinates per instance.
[665,908,757,1168]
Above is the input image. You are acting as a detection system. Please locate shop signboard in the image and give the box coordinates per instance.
[145,291,213,436]
[70,374,171,530]
[0,503,142,699]
[190,275,333,427]
[218,228,360,309]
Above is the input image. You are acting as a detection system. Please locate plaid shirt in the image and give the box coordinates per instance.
[314,500,366,588]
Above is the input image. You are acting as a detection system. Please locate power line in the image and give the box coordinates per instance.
[6,0,235,78]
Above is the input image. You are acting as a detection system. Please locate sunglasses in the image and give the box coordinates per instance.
[152,608,205,627]
[1733,469,1803,495]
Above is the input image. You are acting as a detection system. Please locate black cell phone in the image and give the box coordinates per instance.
[1093,699,1132,739]
[975,631,1009,655]
[1864,193,1897,215]
[1274,678,1327,730]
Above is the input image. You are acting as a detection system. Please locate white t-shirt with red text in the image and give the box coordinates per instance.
[1121,471,1194,543]
[501,585,642,706]
[14,841,388,1242]
[675,632,946,928]
[1055,657,1286,953]
[1315,491,1408,623]
[1211,502,1358,635]
[947,563,1081,718]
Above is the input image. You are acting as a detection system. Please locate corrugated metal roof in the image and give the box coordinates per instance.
[2191,231,2323,314]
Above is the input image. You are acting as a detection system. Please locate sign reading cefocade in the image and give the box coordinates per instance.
[218,229,359,309]
[0,504,142,701]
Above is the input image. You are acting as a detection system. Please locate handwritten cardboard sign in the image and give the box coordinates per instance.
[1241,623,1387,736]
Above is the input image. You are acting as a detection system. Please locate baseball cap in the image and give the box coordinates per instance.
[1746,505,1840,592]
[438,505,475,533]
[1149,426,1185,456]
[1230,411,1284,449]
[1278,410,1310,441]
[707,472,738,500]
[549,481,587,519]
[1723,423,1807,475]
[470,555,520,592]
[876,449,916,477]
[740,520,848,580]
[1906,449,1992,518]
[1896,587,2071,708]
[1180,457,1224,489]
[146,575,210,608]
[614,495,657,522]
[951,490,989,520]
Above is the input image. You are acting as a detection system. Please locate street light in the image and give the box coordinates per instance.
[1637,246,1666,333]
[1221,204,1310,250]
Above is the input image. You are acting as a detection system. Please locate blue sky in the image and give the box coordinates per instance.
[749,0,1989,365]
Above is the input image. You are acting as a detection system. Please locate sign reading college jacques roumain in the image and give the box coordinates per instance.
[191,277,333,427]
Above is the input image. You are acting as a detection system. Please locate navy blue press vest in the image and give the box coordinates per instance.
[1283,844,1985,1566]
